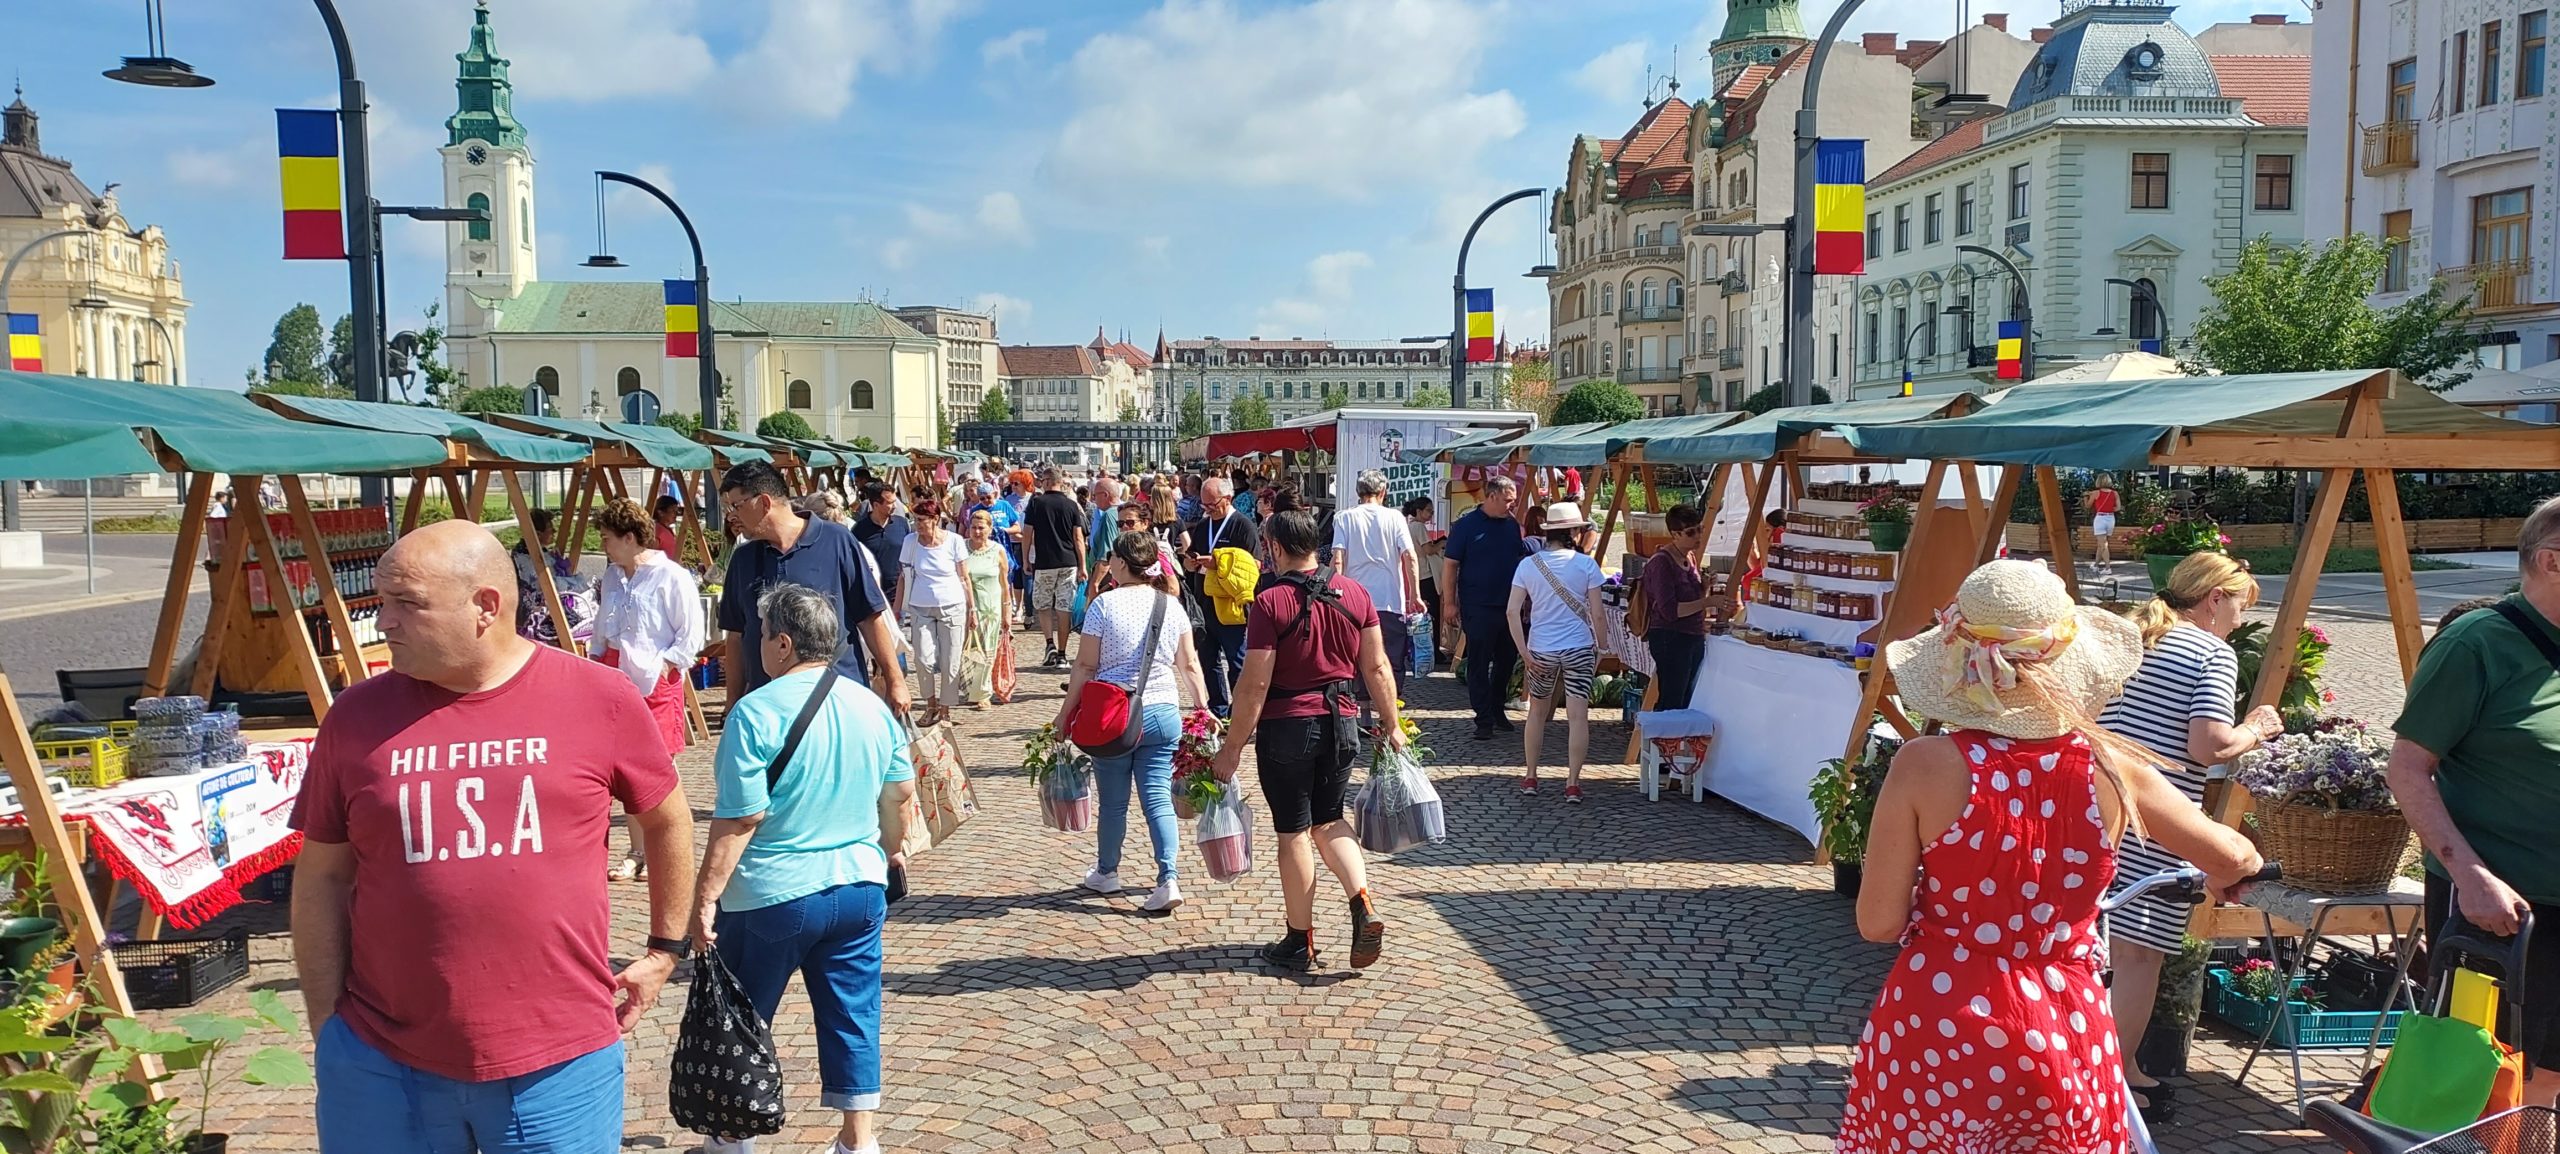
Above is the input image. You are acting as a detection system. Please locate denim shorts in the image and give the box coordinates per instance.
[314,1015,625,1154]
[715,881,889,1111]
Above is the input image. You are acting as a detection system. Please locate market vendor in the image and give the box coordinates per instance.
[1640,503,1713,713]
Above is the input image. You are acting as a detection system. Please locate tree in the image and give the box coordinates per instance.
[1318,385,1348,412]
[1117,399,1145,422]
[1738,383,1832,416]
[656,411,702,438]
[408,301,462,405]
[936,406,953,447]
[1498,353,1556,420]
[1176,390,1211,440]
[325,313,357,392]
[976,390,1013,423]
[757,411,817,440]
[1549,380,1646,427]
[2182,234,2481,392]
[850,435,881,451]
[248,376,352,399]
[1230,393,1274,431]
[454,383,528,414]
[261,303,326,386]
[1405,383,1453,408]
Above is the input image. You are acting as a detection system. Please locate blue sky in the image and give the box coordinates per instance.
[15,0,2295,389]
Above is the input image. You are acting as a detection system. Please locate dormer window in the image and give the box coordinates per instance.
[2125,42,2166,81]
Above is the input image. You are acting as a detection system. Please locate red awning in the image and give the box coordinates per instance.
[1196,423,1336,459]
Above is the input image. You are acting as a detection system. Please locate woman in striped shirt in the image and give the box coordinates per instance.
[2095,551,2285,1115]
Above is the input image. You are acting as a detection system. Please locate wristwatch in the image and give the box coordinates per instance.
[645,935,693,960]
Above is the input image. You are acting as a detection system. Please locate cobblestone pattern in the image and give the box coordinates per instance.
[162,635,2385,1152]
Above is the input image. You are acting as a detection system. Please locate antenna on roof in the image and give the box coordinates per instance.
[1667,45,1680,97]
[1643,63,1655,107]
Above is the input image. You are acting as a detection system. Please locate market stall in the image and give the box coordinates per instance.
[477,412,725,576]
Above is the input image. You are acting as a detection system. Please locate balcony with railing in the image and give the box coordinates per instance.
[1618,364,1681,384]
[1718,346,1746,370]
[2361,121,2418,175]
[1617,302,1685,325]
[2443,258,2536,312]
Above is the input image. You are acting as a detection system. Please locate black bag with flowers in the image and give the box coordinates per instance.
[668,949,785,1138]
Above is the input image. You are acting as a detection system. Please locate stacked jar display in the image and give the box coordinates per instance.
[127,696,245,777]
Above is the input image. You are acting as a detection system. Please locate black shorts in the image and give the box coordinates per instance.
[2424,871,2560,1074]
[1255,715,1362,834]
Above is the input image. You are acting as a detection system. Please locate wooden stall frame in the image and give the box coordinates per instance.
[0,670,144,1022]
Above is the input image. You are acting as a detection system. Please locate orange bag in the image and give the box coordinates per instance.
[991,638,1017,705]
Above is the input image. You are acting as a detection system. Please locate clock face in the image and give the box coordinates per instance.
[465,144,488,166]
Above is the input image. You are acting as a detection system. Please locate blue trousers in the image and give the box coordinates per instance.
[315,1015,624,1154]
[1090,703,1180,883]
[715,881,890,1112]
[1197,620,1246,713]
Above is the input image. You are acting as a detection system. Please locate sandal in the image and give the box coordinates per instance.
[610,857,640,883]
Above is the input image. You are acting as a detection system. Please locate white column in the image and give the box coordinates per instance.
[822,346,842,438]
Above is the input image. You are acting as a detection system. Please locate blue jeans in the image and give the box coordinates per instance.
[1197,620,1246,713]
[1090,702,1179,883]
[714,881,888,1112]
[314,1015,624,1154]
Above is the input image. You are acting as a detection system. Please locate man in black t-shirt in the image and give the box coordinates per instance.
[849,481,910,603]
[1182,476,1260,716]
[1023,467,1087,667]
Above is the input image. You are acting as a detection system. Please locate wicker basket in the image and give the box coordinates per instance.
[2250,800,2414,895]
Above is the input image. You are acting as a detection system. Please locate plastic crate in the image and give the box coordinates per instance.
[31,736,130,789]
[2206,967,2404,1049]
[113,933,249,1010]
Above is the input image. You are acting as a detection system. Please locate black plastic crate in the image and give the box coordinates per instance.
[114,933,249,1010]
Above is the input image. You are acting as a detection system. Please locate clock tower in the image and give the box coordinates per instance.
[440,0,535,389]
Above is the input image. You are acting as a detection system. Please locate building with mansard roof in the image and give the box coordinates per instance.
[0,86,189,385]
[1148,333,1511,430]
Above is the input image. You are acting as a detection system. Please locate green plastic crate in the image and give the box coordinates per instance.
[2206,967,2404,1049]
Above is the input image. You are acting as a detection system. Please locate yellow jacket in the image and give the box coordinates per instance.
[1204,546,1261,626]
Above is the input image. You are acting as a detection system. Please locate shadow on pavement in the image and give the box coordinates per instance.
[1675,1059,1853,1134]
[889,944,1355,995]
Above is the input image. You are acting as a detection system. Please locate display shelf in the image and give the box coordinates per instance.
[1783,531,1880,554]
[1762,566,1896,593]
[1735,603,1875,648]
[1794,498,1865,518]
[250,592,380,618]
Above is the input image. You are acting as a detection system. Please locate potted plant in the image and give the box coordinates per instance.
[2128,513,2231,591]
[99,989,313,1153]
[2227,621,2333,734]
[2233,718,2408,894]
[1171,712,1225,820]
[0,852,61,975]
[1858,491,1915,553]
[2137,936,2212,1079]
[1809,734,1897,897]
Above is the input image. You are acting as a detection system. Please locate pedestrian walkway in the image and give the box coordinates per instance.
[155,641,2369,1152]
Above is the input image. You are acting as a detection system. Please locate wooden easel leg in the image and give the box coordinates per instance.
[440,472,469,520]
[190,481,258,700]
[1974,464,2022,566]
[2215,466,2353,827]
[560,468,594,570]
[238,476,336,720]
[504,471,578,652]
[466,469,493,525]
[683,678,712,743]
[1593,460,1631,565]
[400,470,430,535]
[0,673,140,1016]
[2363,469,2424,682]
[2035,465,2082,603]
[281,475,369,687]
[143,475,213,698]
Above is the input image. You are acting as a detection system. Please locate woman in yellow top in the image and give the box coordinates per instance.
[961,508,1012,709]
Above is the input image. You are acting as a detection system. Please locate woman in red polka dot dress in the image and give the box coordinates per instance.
[1839,562,2263,1153]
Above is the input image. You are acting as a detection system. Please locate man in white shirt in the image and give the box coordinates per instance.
[1330,469,1421,694]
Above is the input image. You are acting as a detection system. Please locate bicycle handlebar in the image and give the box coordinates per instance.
[2097,863,2283,914]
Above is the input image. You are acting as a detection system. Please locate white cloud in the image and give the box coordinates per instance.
[969,292,1033,334]
[1572,40,1651,108]
[353,0,717,104]
[1138,235,1172,265]
[982,27,1047,65]
[724,0,974,120]
[883,193,1031,266]
[1257,250,1370,334]
[168,138,269,191]
[880,238,920,271]
[1046,0,1525,198]
[976,192,1031,244]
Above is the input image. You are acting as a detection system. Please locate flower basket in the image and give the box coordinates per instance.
[2250,800,2414,894]
[2144,552,2189,591]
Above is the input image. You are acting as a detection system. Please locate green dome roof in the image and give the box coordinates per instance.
[1718,0,1808,44]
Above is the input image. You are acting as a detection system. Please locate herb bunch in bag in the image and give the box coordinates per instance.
[1194,792,1256,882]
[1026,723,1096,833]
[1354,714,1445,854]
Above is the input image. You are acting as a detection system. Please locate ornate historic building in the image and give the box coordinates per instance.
[0,87,189,384]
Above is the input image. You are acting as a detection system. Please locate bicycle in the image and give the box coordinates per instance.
[2097,861,2285,1154]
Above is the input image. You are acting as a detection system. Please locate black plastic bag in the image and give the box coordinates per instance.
[668,949,785,1139]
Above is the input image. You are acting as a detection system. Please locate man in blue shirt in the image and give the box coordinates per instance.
[1441,474,1526,740]
[717,461,908,711]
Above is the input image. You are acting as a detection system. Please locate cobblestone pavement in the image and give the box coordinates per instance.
[157,633,2391,1153]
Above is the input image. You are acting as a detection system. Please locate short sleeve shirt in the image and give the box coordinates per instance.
[1330,502,1414,616]
[2096,624,2239,773]
[1443,508,1524,614]
[899,531,971,608]
[1244,572,1379,719]
[288,646,678,1082]
[1079,586,1187,710]
[2395,596,2560,903]
[1641,548,1707,635]
[712,666,915,912]
[1026,491,1084,571]
[850,514,910,594]
[1511,547,1604,653]
[719,516,885,693]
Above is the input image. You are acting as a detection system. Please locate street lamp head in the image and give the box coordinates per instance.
[582,254,629,269]
[1524,263,1559,279]
[1918,93,2002,125]
[2094,325,2121,337]
[104,56,214,88]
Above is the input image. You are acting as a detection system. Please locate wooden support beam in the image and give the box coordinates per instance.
[1956,460,1988,543]
[143,474,213,698]
[280,475,369,688]
[0,672,139,1019]
[2034,465,2082,604]
[465,469,492,524]
[503,471,579,653]
[561,466,595,570]
[679,471,713,571]
[2213,467,2353,828]
[2363,468,2425,682]
[1593,460,1632,566]
[189,485,258,700]
[1974,464,2022,566]
[440,472,469,519]
[400,470,430,535]
[236,476,335,721]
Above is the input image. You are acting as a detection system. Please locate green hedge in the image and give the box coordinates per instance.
[2011,470,2560,527]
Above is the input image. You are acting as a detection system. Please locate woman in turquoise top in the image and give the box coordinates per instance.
[691,582,915,1154]
[961,508,1011,708]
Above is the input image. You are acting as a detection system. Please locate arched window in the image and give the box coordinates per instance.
[1621,279,1636,311]
[1702,317,1718,348]
[1641,279,1659,309]
[2009,279,2029,322]
[787,379,812,409]
[616,367,641,395]
[1600,343,1614,372]
[466,193,491,242]
[518,197,530,247]
[2131,277,2161,341]
[1600,282,1615,312]
[851,379,875,409]
[1667,278,1684,307]
[535,366,559,397]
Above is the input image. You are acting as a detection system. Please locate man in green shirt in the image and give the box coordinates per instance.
[2391,496,2560,1103]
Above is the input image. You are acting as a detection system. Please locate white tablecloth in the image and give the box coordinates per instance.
[1687,634,1865,844]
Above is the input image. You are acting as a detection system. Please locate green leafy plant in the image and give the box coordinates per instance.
[755,411,817,441]
[1548,380,1645,427]
[2127,514,2229,557]
[1809,734,1898,862]
[104,989,312,1150]
[1858,490,1913,527]
[2227,620,2331,729]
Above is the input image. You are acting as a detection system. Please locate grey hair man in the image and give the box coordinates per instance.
[1443,473,1526,738]
[1331,468,1420,694]
[1182,475,1260,715]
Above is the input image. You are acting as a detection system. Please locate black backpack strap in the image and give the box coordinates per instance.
[1267,571,1363,752]
[2492,600,2560,675]
[767,665,842,792]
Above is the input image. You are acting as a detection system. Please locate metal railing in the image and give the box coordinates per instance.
[1618,365,1681,384]
[2443,258,2535,311]
[1719,346,1746,370]
[1618,302,1685,324]
[2361,121,2419,175]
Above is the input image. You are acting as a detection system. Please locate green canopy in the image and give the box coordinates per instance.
[1841,371,2528,471]
[1640,392,1985,465]
[0,371,450,476]
[852,451,916,471]
[252,394,591,466]
[691,429,779,465]
[1448,421,1611,465]
[476,413,716,471]
[1408,425,1524,464]
[0,414,163,481]
[1523,412,1746,466]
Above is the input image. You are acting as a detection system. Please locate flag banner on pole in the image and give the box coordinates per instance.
[6,314,39,372]
[1811,139,1866,276]
[2138,337,2162,355]
[276,109,345,261]
[1995,320,2024,380]
[1900,366,1914,397]
[664,280,700,358]
[1464,288,1495,362]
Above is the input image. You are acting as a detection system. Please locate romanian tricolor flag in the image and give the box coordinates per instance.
[664,279,699,358]
[1995,320,2025,380]
[1811,139,1866,276]
[1900,365,1914,397]
[6,314,39,372]
[1464,288,1495,362]
[276,109,345,261]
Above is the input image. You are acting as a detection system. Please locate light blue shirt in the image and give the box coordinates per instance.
[713,666,915,912]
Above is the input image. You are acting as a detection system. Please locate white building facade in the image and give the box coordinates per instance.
[2310,0,2560,367]
[1854,2,2308,397]
[1150,336,1510,431]
[889,305,997,429]
[1000,333,1152,424]
[0,90,189,384]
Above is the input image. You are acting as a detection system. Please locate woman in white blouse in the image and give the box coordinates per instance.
[593,496,705,881]
[899,498,973,726]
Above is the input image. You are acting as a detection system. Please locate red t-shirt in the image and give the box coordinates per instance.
[1244,572,1379,718]
[655,523,681,557]
[289,644,678,1082]
[2091,489,2119,515]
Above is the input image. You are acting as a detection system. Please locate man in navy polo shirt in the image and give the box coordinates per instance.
[718,461,909,711]
[1442,473,1526,740]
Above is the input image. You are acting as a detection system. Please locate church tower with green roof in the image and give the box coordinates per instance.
[440,0,538,388]
[1712,0,1811,92]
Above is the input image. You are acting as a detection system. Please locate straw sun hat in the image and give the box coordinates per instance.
[1884,560,2146,740]
[1540,501,1589,530]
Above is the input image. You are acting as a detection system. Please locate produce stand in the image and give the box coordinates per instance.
[478,413,725,578]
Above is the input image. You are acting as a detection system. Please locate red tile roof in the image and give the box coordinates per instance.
[1612,98,1693,199]
[2210,55,2313,127]
[1087,329,1152,369]
[999,345,1101,378]
[1871,118,1986,187]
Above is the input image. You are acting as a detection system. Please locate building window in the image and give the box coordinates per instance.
[2456,31,2470,112]
[2486,22,2506,106]
[1892,204,1912,252]
[2475,188,2531,266]
[2382,210,2413,291]
[616,366,641,395]
[1395,381,1406,398]
[1956,183,1977,235]
[2130,278,2162,341]
[1863,310,1880,363]
[1892,305,1910,367]
[1600,282,1615,312]
[466,193,491,242]
[518,198,530,247]
[1828,332,1840,379]
[850,379,875,409]
[534,365,559,397]
[1866,212,1882,258]
[2525,12,2548,98]
[1210,383,1223,400]
[1667,278,1683,306]
[2389,58,2418,120]
[2008,164,2031,219]
[1924,193,1943,244]
[2130,153,2170,210]
[2254,155,2295,211]
[787,379,813,409]
[1601,343,1613,372]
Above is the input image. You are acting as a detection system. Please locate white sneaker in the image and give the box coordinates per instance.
[1141,880,1183,913]
[1082,869,1122,894]
[702,1138,754,1154]
[832,1142,878,1154]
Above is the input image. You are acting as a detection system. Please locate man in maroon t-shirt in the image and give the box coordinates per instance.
[291,520,695,1152]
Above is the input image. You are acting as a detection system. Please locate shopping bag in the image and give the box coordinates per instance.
[1070,581,1091,631]
[957,636,995,703]
[1194,793,1256,882]
[1407,611,1435,676]
[2364,1013,2521,1131]
[909,721,978,847]
[1038,750,1096,833]
[1353,746,1445,854]
[991,638,1017,704]
[668,949,785,1140]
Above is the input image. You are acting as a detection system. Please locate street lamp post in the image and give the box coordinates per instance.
[2095,277,2169,352]
[1451,188,1557,410]
[0,228,89,531]
[1897,321,1933,397]
[1956,243,2032,379]
[586,169,720,534]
